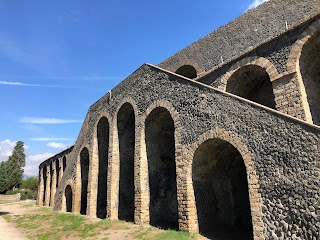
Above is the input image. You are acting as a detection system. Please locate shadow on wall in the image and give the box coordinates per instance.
[146,107,179,230]
[192,138,253,240]
[299,31,320,125]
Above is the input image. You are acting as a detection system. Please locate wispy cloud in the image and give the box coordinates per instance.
[0,75,122,81]
[30,137,75,141]
[27,153,54,162]
[19,117,81,124]
[47,142,67,149]
[247,0,269,11]
[0,34,69,75]
[0,81,70,88]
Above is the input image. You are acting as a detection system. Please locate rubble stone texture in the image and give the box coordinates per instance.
[37,0,320,239]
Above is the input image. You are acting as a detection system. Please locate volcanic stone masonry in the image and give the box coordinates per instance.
[37,0,320,239]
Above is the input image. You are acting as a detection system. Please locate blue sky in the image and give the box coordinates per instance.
[0,0,268,177]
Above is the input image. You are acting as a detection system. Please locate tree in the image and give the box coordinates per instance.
[0,141,26,193]
[22,176,38,191]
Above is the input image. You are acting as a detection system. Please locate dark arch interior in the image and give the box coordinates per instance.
[42,166,47,205]
[55,159,60,189]
[118,103,135,222]
[65,185,73,212]
[97,117,109,219]
[145,107,178,230]
[300,31,320,125]
[80,147,89,215]
[226,65,276,109]
[49,162,53,206]
[192,139,253,239]
[175,65,197,79]
[63,157,66,171]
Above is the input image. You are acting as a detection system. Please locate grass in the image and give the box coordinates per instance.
[3,203,200,240]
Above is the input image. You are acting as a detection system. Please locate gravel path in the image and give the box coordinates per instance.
[0,201,33,240]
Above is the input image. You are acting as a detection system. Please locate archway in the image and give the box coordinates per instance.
[80,147,89,215]
[55,160,60,189]
[65,185,73,212]
[145,107,178,229]
[299,31,320,125]
[96,117,109,219]
[42,165,47,205]
[63,156,66,171]
[226,65,276,109]
[192,138,253,239]
[175,65,197,79]
[117,103,135,222]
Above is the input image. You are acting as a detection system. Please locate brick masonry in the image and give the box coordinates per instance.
[37,1,320,239]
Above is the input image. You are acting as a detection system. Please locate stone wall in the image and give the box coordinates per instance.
[45,64,320,239]
[0,193,20,201]
[158,0,320,74]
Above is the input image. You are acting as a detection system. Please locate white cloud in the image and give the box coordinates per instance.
[0,139,16,161]
[0,139,29,161]
[27,153,54,162]
[247,0,269,10]
[30,137,75,141]
[19,117,81,124]
[0,81,68,88]
[47,142,67,149]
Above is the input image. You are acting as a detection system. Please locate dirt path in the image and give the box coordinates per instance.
[0,201,32,240]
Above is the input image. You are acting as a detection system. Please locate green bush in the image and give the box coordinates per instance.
[5,189,37,200]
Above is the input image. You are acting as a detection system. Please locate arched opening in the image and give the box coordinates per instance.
[192,138,253,239]
[96,117,109,219]
[226,65,276,109]
[117,103,135,222]
[175,65,197,79]
[299,32,320,125]
[145,107,178,230]
[80,147,89,215]
[55,159,60,189]
[63,157,66,171]
[42,165,47,205]
[49,162,53,206]
[65,185,73,212]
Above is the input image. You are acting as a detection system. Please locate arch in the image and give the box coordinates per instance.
[170,60,205,79]
[80,147,90,215]
[42,165,47,205]
[65,185,73,212]
[225,63,277,109]
[145,105,179,229]
[117,102,135,222]
[62,156,66,171]
[175,65,197,79]
[96,116,110,219]
[189,129,264,239]
[288,19,320,125]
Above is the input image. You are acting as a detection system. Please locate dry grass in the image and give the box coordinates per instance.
[2,202,200,240]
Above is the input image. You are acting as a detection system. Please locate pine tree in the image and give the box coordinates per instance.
[0,141,26,193]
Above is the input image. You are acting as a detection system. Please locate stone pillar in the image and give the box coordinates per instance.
[176,150,198,232]
[50,161,57,208]
[134,125,150,225]
[108,123,120,220]
[87,137,98,218]
[73,158,81,214]
[37,168,44,206]
[272,73,309,121]
[44,164,51,206]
